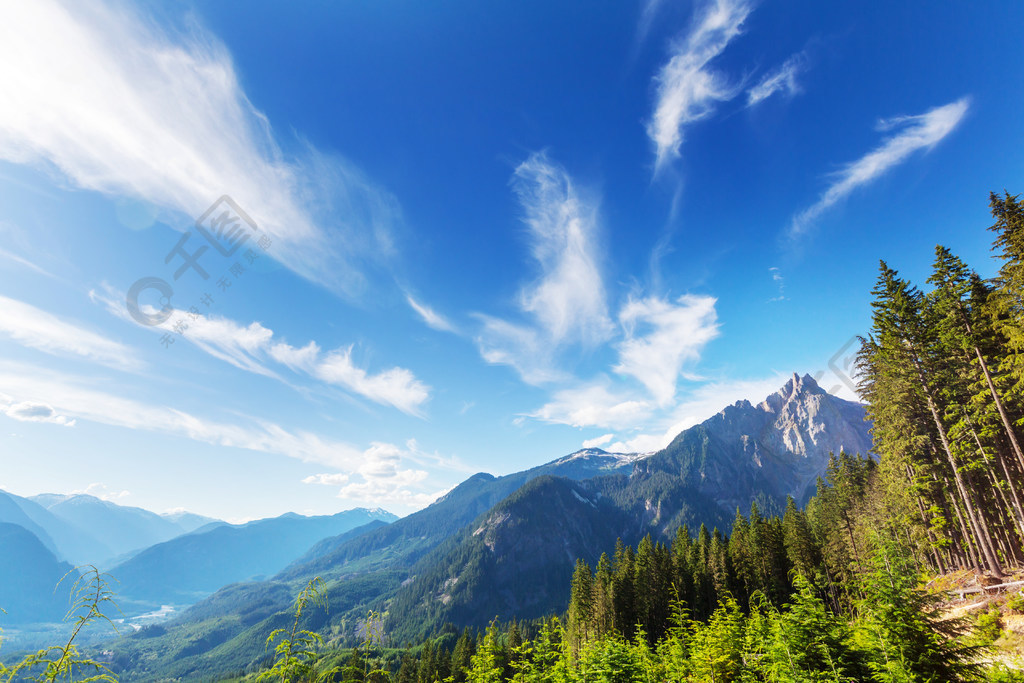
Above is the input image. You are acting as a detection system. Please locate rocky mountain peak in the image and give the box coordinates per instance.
[660,371,873,510]
[757,373,826,414]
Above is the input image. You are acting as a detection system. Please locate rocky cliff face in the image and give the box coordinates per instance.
[643,372,872,517]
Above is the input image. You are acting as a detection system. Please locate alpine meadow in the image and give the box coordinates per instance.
[1,1,1024,682]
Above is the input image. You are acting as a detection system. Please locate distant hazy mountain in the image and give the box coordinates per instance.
[0,523,75,624]
[111,508,398,610]
[30,493,216,563]
[160,510,221,534]
[0,490,114,564]
[0,491,224,567]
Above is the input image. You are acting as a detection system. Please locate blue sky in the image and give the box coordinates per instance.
[0,0,1020,521]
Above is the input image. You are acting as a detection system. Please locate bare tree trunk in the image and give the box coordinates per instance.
[906,463,946,572]
[913,360,1004,577]
[946,478,982,572]
[966,416,1024,539]
[957,302,1024,474]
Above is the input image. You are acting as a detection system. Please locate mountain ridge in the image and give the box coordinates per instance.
[99,373,872,677]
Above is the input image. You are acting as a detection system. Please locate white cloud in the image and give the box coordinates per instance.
[647,0,752,171]
[531,383,652,430]
[268,341,320,373]
[606,374,791,453]
[91,287,430,415]
[511,152,611,345]
[614,294,720,405]
[406,295,457,333]
[475,316,568,385]
[530,294,722,431]
[790,97,970,237]
[0,0,398,298]
[302,440,442,508]
[637,0,670,45]
[0,360,368,468]
[73,482,130,501]
[0,295,140,370]
[768,266,786,302]
[475,152,611,383]
[747,52,806,106]
[0,360,449,510]
[0,248,55,278]
[302,473,350,486]
[316,348,430,417]
[0,399,75,426]
[582,433,615,449]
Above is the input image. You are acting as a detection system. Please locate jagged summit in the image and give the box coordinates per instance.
[654,371,873,512]
[759,372,827,413]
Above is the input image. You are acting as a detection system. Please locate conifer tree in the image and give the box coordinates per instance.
[566,558,594,655]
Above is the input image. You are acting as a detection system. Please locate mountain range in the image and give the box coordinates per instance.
[0,491,220,567]
[96,373,872,680]
[111,508,397,610]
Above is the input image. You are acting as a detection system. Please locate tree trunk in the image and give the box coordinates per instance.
[958,302,1024,474]
[906,462,946,573]
[912,359,1004,577]
[966,416,1024,538]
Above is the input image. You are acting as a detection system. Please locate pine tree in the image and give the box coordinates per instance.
[466,622,505,683]
[592,552,615,639]
[450,628,475,683]
[566,558,594,655]
[855,535,982,682]
[865,262,1004,576]
[782,496,822,584]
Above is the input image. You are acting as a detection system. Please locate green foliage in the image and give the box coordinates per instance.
[972,608,1004,647]
[855,537,981,682]
[0,566,118,682]
[257,577,335,683]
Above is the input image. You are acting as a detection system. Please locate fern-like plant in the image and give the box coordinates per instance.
[258,577,335,682]
[0,565,119,682]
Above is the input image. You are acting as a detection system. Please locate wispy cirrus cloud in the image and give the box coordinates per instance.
[91,287,430,416]
[0,294,140,371]
[768,266,786,302]
[315,348,429,417]
[477,155,724,436]
[0,360,362,468]
[637,0,670,46]
[511,152,611,345]
[0,248,55,279]
[615,294,720,406]
[475,152,612,383]
[647,0,752,172]
[0,0,399,298]
[528,294,720,430]
[406,295,457,333]
[790,97,970,237]
[747,52,806,107]
[0,360,450,509]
